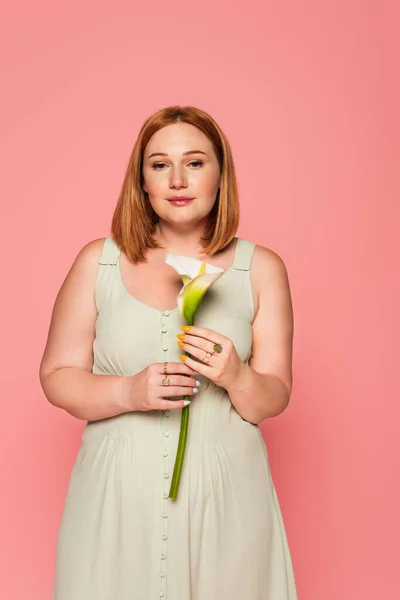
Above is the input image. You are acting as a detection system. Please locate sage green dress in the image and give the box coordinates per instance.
[52,236,298,600]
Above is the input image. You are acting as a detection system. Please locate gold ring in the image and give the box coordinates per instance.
[162,362,169,385]
[203,351,212,364]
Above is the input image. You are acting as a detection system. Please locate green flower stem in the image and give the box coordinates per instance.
[168,390,190,500]
[168,317,195,501]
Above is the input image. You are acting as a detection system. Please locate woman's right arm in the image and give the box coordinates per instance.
[39,238,132,422]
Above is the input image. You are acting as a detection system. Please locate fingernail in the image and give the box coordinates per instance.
[177,333,185,340]
[181,326,191,332]
[196,380,201,386]
[177,341,184,348]
[183,400,191,406]
[193,388,198,393]
[179,354,187,361]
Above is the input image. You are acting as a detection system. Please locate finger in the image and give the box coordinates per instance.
[174,375,200,387]
[157,362,196,375]
[179,353,212,376]
[159,398,193,410]
[178,334,213,353]
[161,375,199,388]
[158,385,199,397]
[180,325,225,343]
[179,342,213,363]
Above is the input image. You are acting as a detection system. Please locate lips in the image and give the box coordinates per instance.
[168,197,194,201]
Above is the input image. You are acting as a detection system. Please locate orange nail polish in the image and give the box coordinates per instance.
[181,326,191,332]
[179,354,187,361]
[176,333,185,340]
[177,341,184,348]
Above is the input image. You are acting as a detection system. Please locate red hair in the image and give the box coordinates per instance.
[111,105,240,262]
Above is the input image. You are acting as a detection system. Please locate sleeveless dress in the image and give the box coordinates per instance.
[52,236,298,600]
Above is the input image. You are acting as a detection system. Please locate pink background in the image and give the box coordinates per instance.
[1,1,398,598]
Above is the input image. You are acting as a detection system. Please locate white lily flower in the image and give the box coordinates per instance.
[165,253,224,325]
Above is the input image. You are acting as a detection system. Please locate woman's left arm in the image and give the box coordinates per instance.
[226,247,294,425]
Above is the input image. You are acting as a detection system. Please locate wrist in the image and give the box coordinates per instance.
[225,360,250,395]
[116,375,135,413]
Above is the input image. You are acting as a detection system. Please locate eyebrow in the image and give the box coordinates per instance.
[147,150,208,159]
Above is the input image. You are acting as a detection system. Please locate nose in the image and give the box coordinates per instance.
[169,165,188,189]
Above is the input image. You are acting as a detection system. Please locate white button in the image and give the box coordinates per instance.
[164,410,170,417]
[159,591,165,597]
[161,553,166,560]
[163,431,169,437]
[164,473,169,479]
[163,311,170,317]
[162,513,168,519]
[163,450,168,457]
[160,572,165,578]
[163,492,168,499]
[163,345,168,351]
[162,534,168,540]
[162,325,168,333]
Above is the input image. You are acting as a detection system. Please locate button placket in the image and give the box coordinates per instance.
[159,310,171,597]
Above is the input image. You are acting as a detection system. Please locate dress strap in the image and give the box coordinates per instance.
[232,238,256,271]
[99,237,121,265]
[95,237,121,314]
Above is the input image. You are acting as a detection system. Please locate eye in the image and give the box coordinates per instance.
[151,160,204,171]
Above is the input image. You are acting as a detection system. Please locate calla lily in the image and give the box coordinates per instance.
[165,253,224,500]
[165,253,224,325]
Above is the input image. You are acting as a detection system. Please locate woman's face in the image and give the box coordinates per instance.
[142,123,221,226]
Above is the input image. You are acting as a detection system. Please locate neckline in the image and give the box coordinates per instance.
[116,237,242,315]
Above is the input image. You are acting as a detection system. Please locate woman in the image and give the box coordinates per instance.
[40,105,298,599]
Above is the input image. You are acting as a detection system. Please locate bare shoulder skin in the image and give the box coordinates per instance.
[39,238,106,381]
[249,244,294,397]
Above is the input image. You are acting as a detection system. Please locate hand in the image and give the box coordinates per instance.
[177,325,244,390]
[126,362,200,412]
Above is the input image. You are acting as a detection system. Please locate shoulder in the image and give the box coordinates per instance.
[249,243,293,334]
[50,238,109,319]
[73,237,108,267]
[247,240,290,286]
[63,238,108,283]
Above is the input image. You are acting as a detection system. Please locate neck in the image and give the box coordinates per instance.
[154,221,208,257]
